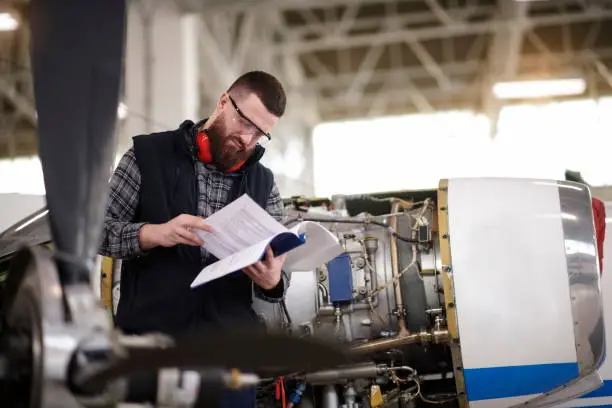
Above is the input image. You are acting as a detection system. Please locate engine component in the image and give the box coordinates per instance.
[301,363,383,384]
[350,329,449,355]
[344,383,357,408]
[256,193,455,407]
[323,384,340,408]
[287,381,307,408]
[389,199,410,335]
[328,254,354,303]
[370,385,384,407]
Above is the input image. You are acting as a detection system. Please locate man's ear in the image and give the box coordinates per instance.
[217,92,229,110]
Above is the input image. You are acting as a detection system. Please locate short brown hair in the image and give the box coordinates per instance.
[228,71,287,117]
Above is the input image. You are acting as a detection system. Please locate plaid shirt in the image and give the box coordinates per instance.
[99,137,288,302]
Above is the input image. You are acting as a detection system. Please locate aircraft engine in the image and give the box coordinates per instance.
[254,178,605,408]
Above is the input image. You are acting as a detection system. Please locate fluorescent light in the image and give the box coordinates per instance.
[0,13,18,31]
[492,78,586,99]
[117,102,128,120]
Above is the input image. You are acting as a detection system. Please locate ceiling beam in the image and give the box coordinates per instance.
[0,77,37,126]
[0,127,38,159]
[317,81,474,111]
[318,92,480,123]
[481,0,529,138]
[268,13,321,127]
[272,8,612,54]
[178,0,419,13]
[338,44,385,103]
[405,38,453,90]
[284,5,494,39]
[198,13,241,103]
[308,60,480,90]
[231,11,257,70]
[300,47,612,93]
[424,0,455,26]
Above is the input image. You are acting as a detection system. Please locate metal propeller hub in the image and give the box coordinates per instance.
[0,259,44,408]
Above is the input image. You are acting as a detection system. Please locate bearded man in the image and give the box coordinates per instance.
[99,70,290,340]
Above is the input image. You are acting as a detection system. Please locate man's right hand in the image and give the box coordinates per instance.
[139,214,214,249]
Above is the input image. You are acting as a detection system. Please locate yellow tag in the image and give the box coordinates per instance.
[370,384,384,407]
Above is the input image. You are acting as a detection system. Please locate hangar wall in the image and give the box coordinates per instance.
[118,0,315,197]
[0,193,45,231]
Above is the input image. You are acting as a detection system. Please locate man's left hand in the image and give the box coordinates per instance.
[243,246,287,290]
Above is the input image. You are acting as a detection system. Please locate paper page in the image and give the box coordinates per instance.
[284,221,344,271]
[194,194,289,259]
[191,237,272,288]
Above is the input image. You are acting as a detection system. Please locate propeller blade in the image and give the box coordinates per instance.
[29,0,126,285]
[76,330,355,390]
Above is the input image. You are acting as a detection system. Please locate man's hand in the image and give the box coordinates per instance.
[243,246,287,290]
[139,214,214,250]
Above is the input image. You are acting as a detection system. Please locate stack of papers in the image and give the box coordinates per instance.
[190,194,344,288]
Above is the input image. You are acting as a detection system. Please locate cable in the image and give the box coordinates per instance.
[283,216,422,244]
[280,299,292,326]
[388,373,457,405]
[275,376,287,408]
[368,258,417,299]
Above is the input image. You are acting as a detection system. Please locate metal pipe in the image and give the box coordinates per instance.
[344,384,357,408]
[318,301,373,316]
[364,237,378,301]
[318,282,329,306]
[389,199,410,336]
[302,362,383,384]
[322,384,339,408]
[341,313,353,342]
[350,329,449,355]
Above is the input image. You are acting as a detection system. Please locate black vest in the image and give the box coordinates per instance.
[115,120,275,336]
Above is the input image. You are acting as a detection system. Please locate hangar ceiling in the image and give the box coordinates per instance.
[1,0,612,158]
[180,0,612,125]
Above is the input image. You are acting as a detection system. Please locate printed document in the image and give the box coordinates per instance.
[190,194,343,288]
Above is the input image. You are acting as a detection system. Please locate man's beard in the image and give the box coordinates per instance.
[206,120,251,171]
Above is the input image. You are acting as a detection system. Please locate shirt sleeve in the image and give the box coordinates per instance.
[264,181,284,222]
[98,148,147,259]
[253,180,291,303]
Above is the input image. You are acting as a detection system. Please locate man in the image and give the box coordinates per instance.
[99,71,290,405]
[565,170,606,274]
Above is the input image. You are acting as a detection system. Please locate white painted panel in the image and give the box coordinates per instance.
[447,178,577,369]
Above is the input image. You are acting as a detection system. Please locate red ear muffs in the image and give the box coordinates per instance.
[196,131,246,173]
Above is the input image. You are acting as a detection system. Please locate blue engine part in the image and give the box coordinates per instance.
[289,382,307,405]
[327,253,353,303]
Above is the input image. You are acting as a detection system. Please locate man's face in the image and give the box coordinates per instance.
[206,92,278,171]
